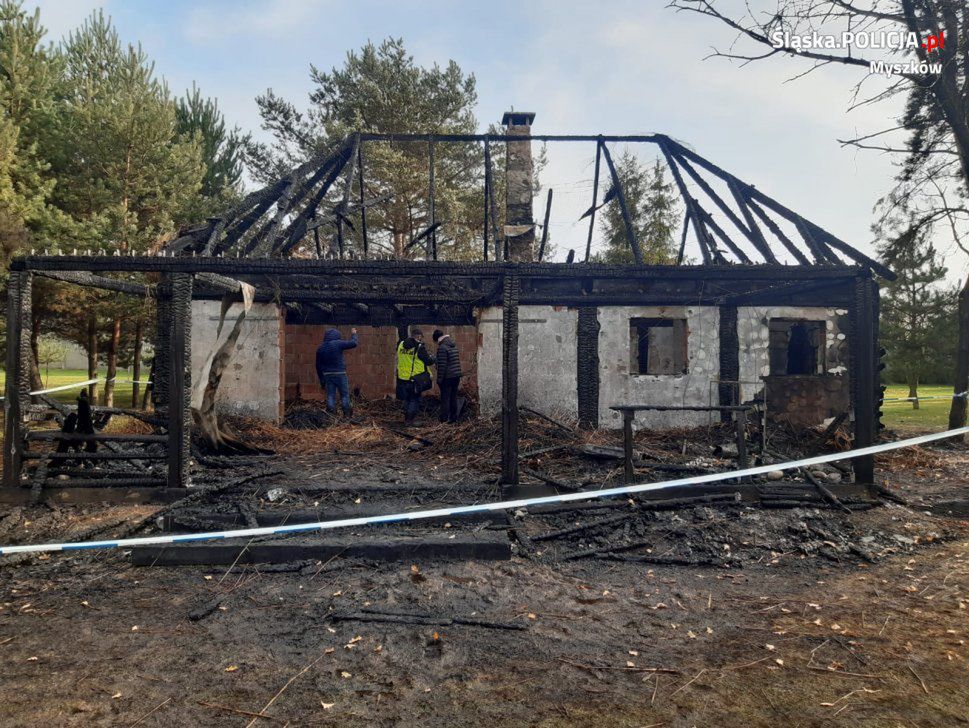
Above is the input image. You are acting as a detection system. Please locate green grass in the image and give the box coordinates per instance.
[0,368,139,408]
[881,384,956,432]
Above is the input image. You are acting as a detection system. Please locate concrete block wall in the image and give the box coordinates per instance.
[477,305,579,419]
[764,374,850,427]
[737,305,849,407]
[190,300,284,422]
[597,306,720,430]
[284,324,479,403]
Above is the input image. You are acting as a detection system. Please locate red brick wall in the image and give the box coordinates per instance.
[284,324,479,403]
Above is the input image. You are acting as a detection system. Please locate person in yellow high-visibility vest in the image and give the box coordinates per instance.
[395,328,436,425]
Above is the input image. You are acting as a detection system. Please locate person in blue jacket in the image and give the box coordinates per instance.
[315,328,358,417]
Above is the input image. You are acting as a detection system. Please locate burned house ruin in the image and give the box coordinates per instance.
[2,111,892,501]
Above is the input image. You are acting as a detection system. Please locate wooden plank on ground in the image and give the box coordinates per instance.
[130,533,512,566]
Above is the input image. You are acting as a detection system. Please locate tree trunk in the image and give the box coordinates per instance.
[132,321,143,410]
[86,315,98,402]
[949,278,969,431]
[907,374,919,410]
[102,317,121,407]
[28,316,42,393]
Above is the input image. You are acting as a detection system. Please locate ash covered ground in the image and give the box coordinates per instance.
[1,404,967,726]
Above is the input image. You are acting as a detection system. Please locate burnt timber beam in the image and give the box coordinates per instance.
[696,206,753,264]
[130,533,512,566]
[576,306,600,429]
[336,134,360,259]
[747,198,812,265]
[265,142,355,257]
[0,487,188,505]
[727,177,773,262]
[12,256,873,279]
[585,139,602,263]
[600,143,643,265]
[501,274,520,488]
[538,188,553,262]
[483,139,492,261]
[663,137,895,280]
[716,278,849,306]
[718,306,740,421]
[272,147,347,257]
[676,213,690,265]
[672,150,772,264]
[657,139,717,263]
[35,270,149,296]
[2,271,30,488]
[358,133,665,143]
[168,273,192,488]
[850,273,878,485]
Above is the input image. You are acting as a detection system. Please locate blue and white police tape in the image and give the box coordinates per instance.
[0,376,154,401]
[27,377,99,396]
[1,425,967,557]
[882,391,968,404]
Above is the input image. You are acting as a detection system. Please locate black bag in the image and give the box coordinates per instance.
[412,370,432,394]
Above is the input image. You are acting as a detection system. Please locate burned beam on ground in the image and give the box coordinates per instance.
[130,533,512,566]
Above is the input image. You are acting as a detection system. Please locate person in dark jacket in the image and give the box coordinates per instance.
[316,328,358,416]
[433,329,463,423]
[396,328,435,425]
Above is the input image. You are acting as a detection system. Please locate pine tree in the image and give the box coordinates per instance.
[176,83,246,216]
[878,225,950,408]
[594,153,680,264]
[0,0,66,262]
[246,38,485,259]
[50,11,204,252]
[46,11,204,404]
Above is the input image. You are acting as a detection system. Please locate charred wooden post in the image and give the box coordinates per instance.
[3,271,31,488]
[585,139,602,262]
[576,306,600,429]
[622,409,635,483]
[849,273,878,485]
[167,273,192,488]
[483,139,492,261]
[718,305,739,421]
[154,278,172,411]
[501,274,520,487]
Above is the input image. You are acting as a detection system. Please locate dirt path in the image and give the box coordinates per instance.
[0,433,966,726]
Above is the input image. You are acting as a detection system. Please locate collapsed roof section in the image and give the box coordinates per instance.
[163,132,894,281]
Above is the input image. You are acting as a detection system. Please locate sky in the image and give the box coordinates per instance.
[27,0,968,281]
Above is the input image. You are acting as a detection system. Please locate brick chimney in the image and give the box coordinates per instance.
[502,110,536,261]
